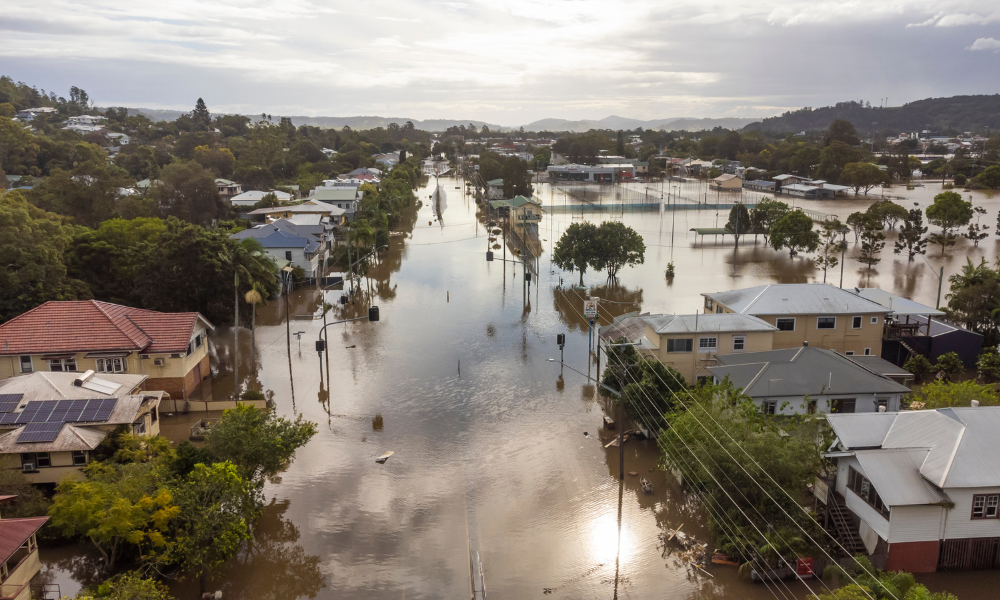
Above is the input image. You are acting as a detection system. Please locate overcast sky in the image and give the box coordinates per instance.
[2,0,999,125]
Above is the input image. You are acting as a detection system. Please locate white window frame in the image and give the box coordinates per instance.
[864,348,872,356]
[871,316,878,325]
[733,336,746,352]
[845,351,855,356]
[47,358,77,372]
[18,355,33,374]
[775,318,796,332]
[817,316,837,330]
[762,401,777,415]
[95,357,127,373]
[698,337,718,353]
[72,451,87,466]
[852,316,863,329]
[704,297,714,311]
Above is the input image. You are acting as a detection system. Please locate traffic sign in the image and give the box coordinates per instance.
[583,299,598,319]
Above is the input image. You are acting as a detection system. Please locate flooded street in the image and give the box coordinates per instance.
[40,176,1000,599]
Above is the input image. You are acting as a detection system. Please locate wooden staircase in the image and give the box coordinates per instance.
[828,494,865,555]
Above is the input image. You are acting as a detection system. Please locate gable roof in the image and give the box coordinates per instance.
[850,288,945,317]
[231,227,318,252]
[641,313,776,334]
[703,284,891,316]
[230,190,293,203]
[310,188,361,202]
[0,517,49,563]
[828,407,1000,490]
[0,301,211,355]
[710,346,910,397]
[0,372,146,401]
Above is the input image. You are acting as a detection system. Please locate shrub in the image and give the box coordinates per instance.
[977,349,1000,382]
[903,354,934,382]
[935,352,965,380]
[953,173,967,187]
[908,380,998,409]
[240,390,266,400]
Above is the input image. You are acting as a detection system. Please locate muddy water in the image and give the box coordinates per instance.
[40,176,1000,598]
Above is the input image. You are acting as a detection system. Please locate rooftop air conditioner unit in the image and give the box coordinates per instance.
[22,463,34,472]
[153,358,165,366]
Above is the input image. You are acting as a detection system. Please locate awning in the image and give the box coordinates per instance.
[40,354,75,360]
[84,352,131,358]
[690,228,730,235]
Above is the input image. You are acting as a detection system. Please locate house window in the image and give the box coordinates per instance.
[704,298,714,311]
[972,494,1000,519]
[21,452,50,469]
[845,351,855,356]
[877,397,889,410]
[285,251,293,261]
[762,401,777,415]
[47,358,77,372]
[695,375,711,386]
[864,348,872,356]
[852,316,863,329]
[832,399,856,413]
[776,318,795,331]
[667,338,693,353]
[19,356,32,373]
[817,317,837,329]
[132,420,146,435]
[733,336,745,352]
[807,399,818,414]
[848,466,891,519]
[698,337,718,353]
[72,451,87,466]
[716,306,724,314]
[871,317,879,325]
[95,357,127,373]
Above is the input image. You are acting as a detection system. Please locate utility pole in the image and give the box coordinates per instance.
[838,228,848,289]
[936,266,944,309]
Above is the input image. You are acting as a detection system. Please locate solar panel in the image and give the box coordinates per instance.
[94,398,117,421]
[0,394,23,413]
[0,413,20,425]
[33,403,56,423]
[14,401,44,424]
[17,422,64,443]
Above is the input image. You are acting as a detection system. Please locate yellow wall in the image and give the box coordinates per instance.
[643,326,774,383]
[703,301,885,356]
[1,452,85,485]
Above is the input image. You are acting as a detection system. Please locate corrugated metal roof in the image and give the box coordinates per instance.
[0,372,145,402]
[703,284,891,316]
[598,315,647,343]
[826,412,898,448]
[711,347,910,397]
[854,449,951,506]
[851,288,945,316]
[641,313,776,334]
[846,356,912,378]
[0,517,48,563]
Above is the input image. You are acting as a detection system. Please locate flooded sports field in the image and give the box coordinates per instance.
[38,175,1000,599]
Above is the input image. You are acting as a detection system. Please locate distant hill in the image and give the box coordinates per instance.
[122,108,501,131]
[523,115,758,132]
[745,95,1000,134]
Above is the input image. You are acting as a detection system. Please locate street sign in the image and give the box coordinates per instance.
[583,299,598,319]
[796,558,814,579]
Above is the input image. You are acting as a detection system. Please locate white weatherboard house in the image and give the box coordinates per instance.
[824,407,1000,573]
[709,346,910,415]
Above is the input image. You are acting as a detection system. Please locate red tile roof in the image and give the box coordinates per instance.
[0,301,211,355]
[0,516,48,562]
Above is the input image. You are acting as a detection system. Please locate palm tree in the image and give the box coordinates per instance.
[347,220,375,298]
[245,285,264,367]
[222,238,277,398]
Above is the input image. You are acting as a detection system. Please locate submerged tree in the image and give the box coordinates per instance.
[857,215,886,280]
[894,207,928,260]
[768,210,819,257]
[552,222,598,285]
[725,202,752,248]
[591,221,645,280]
[926,191,973,256]
[814,219,843,283]
[965,205,989,247]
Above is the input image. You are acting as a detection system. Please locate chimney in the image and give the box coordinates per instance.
[972,399,980,408]
[803,341,809,347]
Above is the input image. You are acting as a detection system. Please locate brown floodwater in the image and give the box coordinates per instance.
[37,175,1000,599]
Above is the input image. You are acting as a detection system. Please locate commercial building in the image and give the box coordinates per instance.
[546,163,635,182]
[230,190,293,207]
[710,173,743,190]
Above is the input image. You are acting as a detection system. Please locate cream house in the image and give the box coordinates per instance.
[0,300,213,399]
[0,372,161,485]
[0,500,47,600]
[600,313,777,384]
[702,283,890,357]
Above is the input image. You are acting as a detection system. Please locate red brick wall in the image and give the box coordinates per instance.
[144,376,185,398]
[887,541,940,573]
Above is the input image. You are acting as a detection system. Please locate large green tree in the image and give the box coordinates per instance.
[724,202,751,248]
[0,190,89,322]
[926,191,973,256]
[152,161,227,225]
[841,162,884,195]
[893,208,928,260]
[768,210,819,257]
[552,222,599,285]
[591,221,645,280]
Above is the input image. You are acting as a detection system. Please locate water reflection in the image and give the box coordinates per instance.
[553,284,644,330]
[169,499,326,599]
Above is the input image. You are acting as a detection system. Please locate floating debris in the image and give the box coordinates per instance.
[376,451,394,464]
[628,471,638,477]
[640,477,653,493]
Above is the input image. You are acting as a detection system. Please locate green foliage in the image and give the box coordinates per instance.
[74,571,174,600]
[976,165,1000,189]
[934,352,965,381]
[867,199,907,230]
[602,339,687,429]
[658,380,825,561]
[977,349,1000,382]
[894,208,928,260]
[953,173,967,187]
[205,404,318,491]
[0,467,51,517]
[857,214,886,274]
[768,210,819,257]
[724,202,751,246]
[842,162,884,195]
[749,198,789,244]
[926,191,973,255]
[0,190,90,322]
[944,257,1000,344]
[192,145,236,179]
[814,219,843,282]
[910,379,997,409]
[152,161,228,225]
[552,222,598,284]
[590,221,645,280]
[903,354,934,383]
